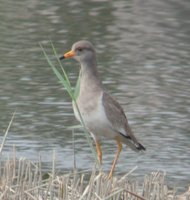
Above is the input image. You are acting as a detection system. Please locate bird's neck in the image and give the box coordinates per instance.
[79,61,103,95]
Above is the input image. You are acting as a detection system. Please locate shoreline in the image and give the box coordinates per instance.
[0,153,189,200]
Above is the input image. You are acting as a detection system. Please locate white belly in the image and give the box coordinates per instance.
[72,94,117,140]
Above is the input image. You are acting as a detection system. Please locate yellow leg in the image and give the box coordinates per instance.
[108,137,122,179]
[95,140,102,165]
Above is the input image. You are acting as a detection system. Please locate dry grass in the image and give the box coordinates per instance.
[0,152,189,200]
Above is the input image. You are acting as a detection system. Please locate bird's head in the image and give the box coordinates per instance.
[60,40,96,63]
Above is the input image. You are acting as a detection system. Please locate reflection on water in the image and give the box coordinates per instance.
[0,0,190,190]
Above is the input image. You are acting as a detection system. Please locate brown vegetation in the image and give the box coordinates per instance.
[0,153,189,200]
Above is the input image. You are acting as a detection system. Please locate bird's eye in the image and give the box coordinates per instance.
[78,48,83,52]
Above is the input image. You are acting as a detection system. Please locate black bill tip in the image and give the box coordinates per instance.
[59,56,65,60]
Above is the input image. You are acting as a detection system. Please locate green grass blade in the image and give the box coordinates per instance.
[40,43,73,97]
[50,41,72,90]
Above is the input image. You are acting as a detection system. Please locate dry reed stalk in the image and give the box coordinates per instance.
[0,152,189,200]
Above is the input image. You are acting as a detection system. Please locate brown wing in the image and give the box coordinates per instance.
[102,92,138,144]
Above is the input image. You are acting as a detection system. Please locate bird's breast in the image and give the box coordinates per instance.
[73,91,102,121]
[72,92,116,139]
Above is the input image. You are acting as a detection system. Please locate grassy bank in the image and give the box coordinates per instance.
[0,152,189,200]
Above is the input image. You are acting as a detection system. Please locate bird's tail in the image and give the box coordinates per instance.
[127,141,146,152]
[118,132,146,152]
[136,142,146,151]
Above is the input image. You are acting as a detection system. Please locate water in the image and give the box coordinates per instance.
[0,0,190,191]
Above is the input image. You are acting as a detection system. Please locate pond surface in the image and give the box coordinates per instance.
[0,0,190,191]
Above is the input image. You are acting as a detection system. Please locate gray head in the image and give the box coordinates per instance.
[60,40,96,64]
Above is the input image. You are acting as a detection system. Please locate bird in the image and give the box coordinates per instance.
[59,40,145,178]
